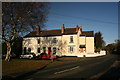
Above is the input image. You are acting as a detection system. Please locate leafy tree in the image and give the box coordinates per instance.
[94,32,105,52]
[103,40,120,54]
[105,43,116,54]
[2,2,49,61]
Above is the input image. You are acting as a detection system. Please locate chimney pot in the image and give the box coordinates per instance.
[76,25,79,32]
[80,26,82,33]
[36,28,39,35]
[36,25,41,35]
[38,25,41,31]
[61,24,65,33]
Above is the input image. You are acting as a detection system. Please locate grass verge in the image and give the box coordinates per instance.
[2,59,51,76]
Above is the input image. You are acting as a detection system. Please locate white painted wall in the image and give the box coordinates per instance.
[23,37,38,55]
[23,31,95,57]
[79,36,86,45]
[86,37,94,53]
[23,36,63,56]
[62,34,78,56]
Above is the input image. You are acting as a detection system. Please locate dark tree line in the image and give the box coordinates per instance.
[94,31,120,54]
[104,40,120,54]
[94,32,105,52]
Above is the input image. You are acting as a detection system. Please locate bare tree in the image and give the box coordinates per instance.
[2,2,49,61]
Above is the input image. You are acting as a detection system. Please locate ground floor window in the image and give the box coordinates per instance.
[28,48,31,53]
[53,47,56,54]
[24,47,26,54]
[43,47,46,53]
[68,46,74,53]
[38,48,40,53]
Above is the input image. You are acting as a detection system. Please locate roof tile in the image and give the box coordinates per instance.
[24,28,94,37]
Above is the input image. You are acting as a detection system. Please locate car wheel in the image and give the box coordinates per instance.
[20,56,22,59]
[29,56,32,59]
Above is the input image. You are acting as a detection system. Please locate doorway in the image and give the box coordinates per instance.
[48,47,51,55]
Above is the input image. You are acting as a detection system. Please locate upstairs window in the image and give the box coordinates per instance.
[52,38,57,43]
[37,39,40,44]
[28,39,31,44]
[28,48,31,53]
[70,36,73,43]
[24,47,26,54]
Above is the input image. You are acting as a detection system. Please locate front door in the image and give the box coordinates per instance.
[48,47,51,55]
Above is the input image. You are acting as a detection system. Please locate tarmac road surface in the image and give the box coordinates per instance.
[22,54,117,80]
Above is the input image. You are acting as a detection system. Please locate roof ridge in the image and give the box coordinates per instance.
[42,29,61,31]
[83,31,94,32]
[24,27,94,38]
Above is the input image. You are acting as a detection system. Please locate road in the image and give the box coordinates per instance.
[18,54,117,80]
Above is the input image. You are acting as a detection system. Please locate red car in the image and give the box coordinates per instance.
[39,53,56,59]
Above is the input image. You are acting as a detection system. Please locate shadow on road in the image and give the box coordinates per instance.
[97,67,120,80]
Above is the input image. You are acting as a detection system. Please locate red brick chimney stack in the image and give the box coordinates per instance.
[80,26,82,33]
[76,25,79,32]
[61,24,65,33]
[36,25,40,35]
[38,25,41,32]
[36,27,39,35]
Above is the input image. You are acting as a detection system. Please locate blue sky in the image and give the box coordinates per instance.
[44,2,118,45]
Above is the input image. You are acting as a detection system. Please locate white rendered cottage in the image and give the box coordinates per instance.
[22,24,94,57]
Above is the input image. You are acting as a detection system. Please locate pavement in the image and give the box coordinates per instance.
[2,54,120,80]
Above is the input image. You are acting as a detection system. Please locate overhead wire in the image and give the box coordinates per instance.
[50,11,118,25]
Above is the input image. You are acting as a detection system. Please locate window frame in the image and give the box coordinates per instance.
[28,39,31,44]
[68,46,74,53]
[38,47,40,53]
[28,48,31,53]
[69,36,74,43]
[43,47,46,53]
[37,39,40,44]
[52,38,57,43]
[53,47,56,54]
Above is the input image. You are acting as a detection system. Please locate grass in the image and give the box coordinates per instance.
[2,55,112,76]
[2,57,83,76]
[2,59,51,76]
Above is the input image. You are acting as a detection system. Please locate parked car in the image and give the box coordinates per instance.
[39,53,56,60]
[20,53,35,59]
